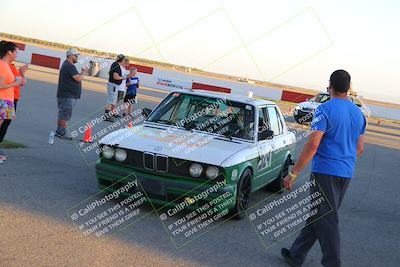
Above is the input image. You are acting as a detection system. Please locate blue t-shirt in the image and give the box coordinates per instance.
[126,77,139,96]
[311,98,366,178]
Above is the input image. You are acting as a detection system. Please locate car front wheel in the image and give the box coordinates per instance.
[266,158,290,193]
[229,169,252,220]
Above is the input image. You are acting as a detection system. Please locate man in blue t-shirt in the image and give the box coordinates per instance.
[281,70,366,267]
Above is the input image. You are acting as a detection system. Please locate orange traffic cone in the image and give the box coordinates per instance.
[127,121,133,128]
[83,125,92,143]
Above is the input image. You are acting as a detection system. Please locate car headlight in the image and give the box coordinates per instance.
[206,166,219,179]
[102,145,114,159]
[114,148,127,162]
[189,163,203,177]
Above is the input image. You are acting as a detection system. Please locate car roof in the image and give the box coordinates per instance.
[318,91,363,100]
[172,89,276,107]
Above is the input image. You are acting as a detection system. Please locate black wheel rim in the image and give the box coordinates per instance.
[238,173,251,210]
[280,160,290,187]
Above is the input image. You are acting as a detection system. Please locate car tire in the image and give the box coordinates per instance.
[229,168,252,220]
[266,158,290,193]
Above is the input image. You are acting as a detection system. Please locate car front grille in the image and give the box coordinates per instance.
[143,152,155,170]
[143,152,169,172]
[156,154,168,172]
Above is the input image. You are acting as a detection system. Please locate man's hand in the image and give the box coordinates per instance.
[283,173,297,191]
[283,130,324,191]
[81,66,89,75]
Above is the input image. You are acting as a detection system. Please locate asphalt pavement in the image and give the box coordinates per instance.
[0,71,399,267]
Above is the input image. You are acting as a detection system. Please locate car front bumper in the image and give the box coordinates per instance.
[95,160,237,211]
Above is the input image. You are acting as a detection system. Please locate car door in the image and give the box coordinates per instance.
[253,106,275,190]
[266,106,286,180]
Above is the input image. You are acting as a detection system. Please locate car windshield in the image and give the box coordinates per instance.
[312,94,330,103]
[351,97,363,107]
[147,92,255,140]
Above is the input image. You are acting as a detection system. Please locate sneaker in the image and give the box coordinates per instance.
[104,117,115,122]
[0,149,7,159]
[281,248,301,267]
[55,133,73,141]
[113,114,123,118]
[0,154,7,162]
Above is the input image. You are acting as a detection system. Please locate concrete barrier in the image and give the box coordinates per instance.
[281,91,314,103]
[368,105,400,121]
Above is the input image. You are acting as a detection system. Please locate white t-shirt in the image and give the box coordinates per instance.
[117,68,130,92]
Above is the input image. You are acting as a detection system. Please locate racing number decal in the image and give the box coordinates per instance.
[257,147,272,171]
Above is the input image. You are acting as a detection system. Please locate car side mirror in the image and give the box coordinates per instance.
[142,108,152,118]
[258,130,274,141]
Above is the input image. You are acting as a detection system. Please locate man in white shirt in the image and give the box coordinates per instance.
[115,58,130,117]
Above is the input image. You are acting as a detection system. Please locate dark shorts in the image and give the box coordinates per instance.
[57,97,77,121]
[124,94,136,103]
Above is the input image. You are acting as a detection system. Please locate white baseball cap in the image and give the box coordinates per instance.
[66,48,80,57]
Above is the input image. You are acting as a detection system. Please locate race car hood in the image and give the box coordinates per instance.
[99,124,252,166]
[298,101,320,110]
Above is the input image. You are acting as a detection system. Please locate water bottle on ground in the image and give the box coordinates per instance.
[49,131,55,145]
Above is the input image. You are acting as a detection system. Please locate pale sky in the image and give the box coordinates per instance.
[1,0,399,103]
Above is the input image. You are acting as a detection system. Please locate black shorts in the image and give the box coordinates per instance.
[124,94,136,103]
